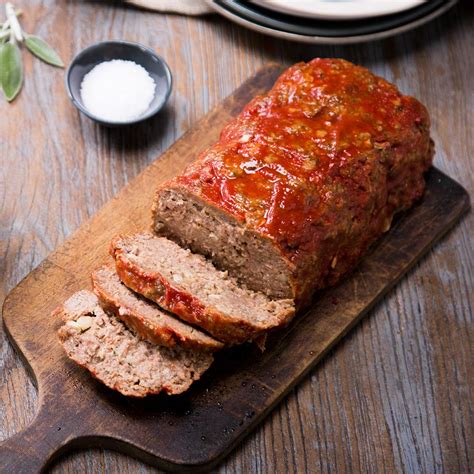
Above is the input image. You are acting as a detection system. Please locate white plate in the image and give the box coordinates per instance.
[208,0,457,44]
[250,0,427,20]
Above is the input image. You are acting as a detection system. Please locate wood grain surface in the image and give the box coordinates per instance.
[1,1,472,472]
[0,63,469,472]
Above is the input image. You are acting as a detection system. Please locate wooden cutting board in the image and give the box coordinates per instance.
[0,64,470,473]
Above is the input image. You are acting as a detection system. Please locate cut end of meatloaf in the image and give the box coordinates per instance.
[92,266,224,352]
[152,187,295,299]
[110,233,295,344]
[151,59,433,308]
[56,290,213,397]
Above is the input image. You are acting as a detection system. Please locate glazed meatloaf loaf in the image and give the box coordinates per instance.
[56,290,212,397]
[152,58,433,307]
[110,233,295,344]
[92,266,224,352]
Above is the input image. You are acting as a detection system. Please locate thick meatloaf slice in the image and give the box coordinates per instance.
[152,58,433,306]
[110,233,295,344]
[56,290,212,397]
[92,266,224,352]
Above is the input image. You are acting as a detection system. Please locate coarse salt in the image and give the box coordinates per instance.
[80,60,156,122]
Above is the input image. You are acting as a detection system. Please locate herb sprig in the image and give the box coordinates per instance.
[0,2,64,102]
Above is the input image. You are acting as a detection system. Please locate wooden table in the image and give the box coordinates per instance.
[1,1,472,472]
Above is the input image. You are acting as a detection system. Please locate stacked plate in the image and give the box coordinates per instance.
[206,0,458,44]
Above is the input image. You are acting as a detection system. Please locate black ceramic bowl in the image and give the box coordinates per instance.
[66,40,173,126]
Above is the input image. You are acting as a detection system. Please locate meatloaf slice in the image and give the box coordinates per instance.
[92,266,224,352]
[56,290,212,397]
[152,58,433,307]
[110,233,295,345]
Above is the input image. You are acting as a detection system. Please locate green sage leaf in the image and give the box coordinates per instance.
[0,42,23,101]
[25,35,64,68]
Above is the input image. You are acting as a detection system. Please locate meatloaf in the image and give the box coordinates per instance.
[92,266,224,352]
[152,58,433,306]
[56,290,212,397]
[110,233,295,344]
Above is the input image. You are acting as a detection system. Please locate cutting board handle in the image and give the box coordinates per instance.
[0,404,75,473]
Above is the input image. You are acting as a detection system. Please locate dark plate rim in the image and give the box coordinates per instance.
[208,0,458,44]
[215,0,447,37]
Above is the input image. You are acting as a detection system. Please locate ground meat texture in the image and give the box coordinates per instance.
[152,58,433,307]
[109,233,295,345]
[92,266,224,352]
[56,291,213,397]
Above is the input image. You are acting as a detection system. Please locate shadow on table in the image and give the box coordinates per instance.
[88,102,176,156]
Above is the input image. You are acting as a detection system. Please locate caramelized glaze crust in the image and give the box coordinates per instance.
[155,59,433,305]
